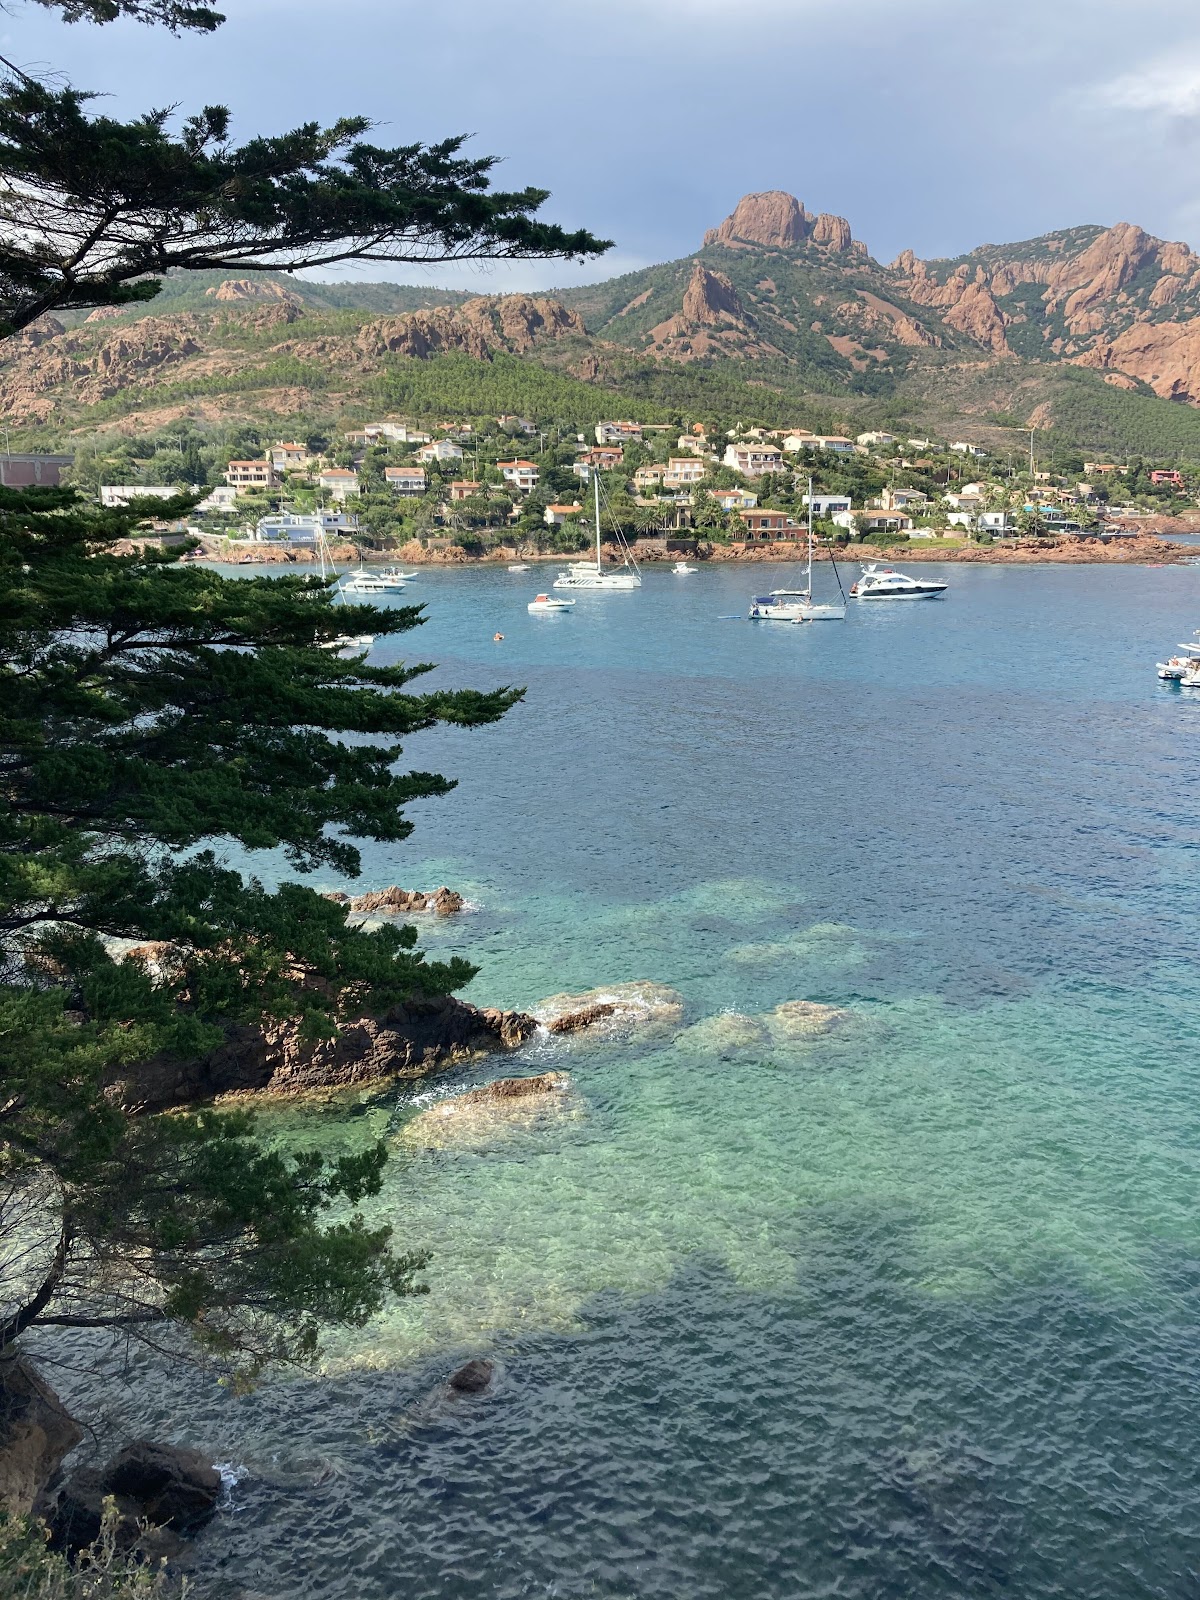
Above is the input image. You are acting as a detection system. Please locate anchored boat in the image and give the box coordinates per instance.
[553,467,641,591]
[850,562,948,600]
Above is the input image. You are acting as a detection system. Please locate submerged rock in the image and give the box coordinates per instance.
[534,982,685,1039]
[448,1359,495,1394]
[764,1000,849,1040]
[676,1011,771,1055]
[400,1071,576,1149]
[47,1440,220,1554]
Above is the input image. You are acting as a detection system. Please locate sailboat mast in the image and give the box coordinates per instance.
[594,466,602,572]
[807,475,814,596]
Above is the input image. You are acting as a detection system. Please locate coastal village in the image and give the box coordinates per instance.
[41,409,1200,564]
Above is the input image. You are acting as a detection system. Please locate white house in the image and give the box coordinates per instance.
[723,443,785,476]
[595,421,643,445]
[544,502,582,526]
[195,485,238,513]
[802,493,853,516]
[978,511,1018,535]
[663,457,708,488]
[782,434,856,455]
[417,440,464,464]
[856,431,896,447]
[99,484,187,508]
[318,468,361,501]
[943,492,986,512]
[255,510,358,543]
[945,511,976,530]
[225,459,280,490]
[713,488,758,511]
[384,466,427,496]
[498,459,540,493]
[360,422,431,445]
[950,441,988,458]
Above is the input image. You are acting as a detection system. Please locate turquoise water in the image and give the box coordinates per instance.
[63,563,1200,1597]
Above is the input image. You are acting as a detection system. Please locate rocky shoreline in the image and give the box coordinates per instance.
[185,531,1195,568]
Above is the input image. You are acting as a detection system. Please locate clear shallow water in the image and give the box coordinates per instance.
[55,563,1200,1597]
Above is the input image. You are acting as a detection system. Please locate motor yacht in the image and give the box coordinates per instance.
[672,561,698,574]
[338,568,407,595]
[849,562,948,600]
[508,563,531,572]
[528,593,575,613]
[1157,631,1200,680]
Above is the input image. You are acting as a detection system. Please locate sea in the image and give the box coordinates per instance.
[55,560,1200,1598]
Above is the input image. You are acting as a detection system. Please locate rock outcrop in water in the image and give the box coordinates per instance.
[0,1354,82,1517]
[324,885,464,915]
[400,1071,576,1150]
[106,993,540,1112]
[47,1440,221,1554]
[534,982,685,1039]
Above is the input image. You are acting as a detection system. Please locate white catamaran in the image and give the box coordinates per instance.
[553,467,642,591]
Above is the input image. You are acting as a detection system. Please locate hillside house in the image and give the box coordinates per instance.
[714,488,758,511]
[360,422,431,445]
[580,446,624,469]
[782,434,855,455]
[634,465,665,490]
[675,433,713,456]
[945,512,976,530]
[498,459,540,493]
[879,487,927,511]
[1084,462,1122,475]
[1151,470,1184,486]
[724,443,785,476]
[385,466,427,496]
[195,486,238,513]
[99,484,187,508]
[596,421,643,445]
[417,440,464,464]
[737,509,801,541]
[225,459,280,490]
[943,492,985,512]
[497,415,537,434]
[255,510,357,543]
[978,511,1018,535]
[268,442,312,472]
[544,503,583,527]
[663,457,708,488]
[318,467,361,501]
[856,510,915,533]
[802,493,853,516]
[950,441,987,458]
[857,431,896,447]
[448,480,482,501]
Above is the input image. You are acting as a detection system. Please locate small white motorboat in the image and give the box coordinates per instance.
[672,561,698,574]
[319,632,375,654]
[528,593,575,613]
[1158,632,1200,680]
[850,562,947,600]
[508,563,531,572]
[339,568,407,595]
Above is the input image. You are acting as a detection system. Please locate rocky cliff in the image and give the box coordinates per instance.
[890,223,1200,398]
[703,191,866,259]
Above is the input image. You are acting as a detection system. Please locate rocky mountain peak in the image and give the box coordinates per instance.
[681,263,746,325]
[704,191,862,257]
[206,278,301,304]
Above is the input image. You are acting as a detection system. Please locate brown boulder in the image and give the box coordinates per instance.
[448,1359,495,1394]
[345,885,464,915]
[0,1355,82,1517]
[47,1440,219,1554]
[107,992,540,1112]
[549,1003,617,1034]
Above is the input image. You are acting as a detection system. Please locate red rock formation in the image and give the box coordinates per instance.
[682,263,746,324]
[356,295,584,361]
[206,277,301,303]
[704,192,862,256]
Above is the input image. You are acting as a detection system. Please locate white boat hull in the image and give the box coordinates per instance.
[853,586,946,599]
[553,573,641,590]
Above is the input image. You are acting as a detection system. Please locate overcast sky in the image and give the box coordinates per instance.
[11,0,1200,290]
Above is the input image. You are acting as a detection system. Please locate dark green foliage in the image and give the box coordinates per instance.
[0,485,520,1373]
[0,81,611,335]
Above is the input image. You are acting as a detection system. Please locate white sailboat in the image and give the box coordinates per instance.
[793,479,847,621]
[313,529,374,653]
[553,467,642,591]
